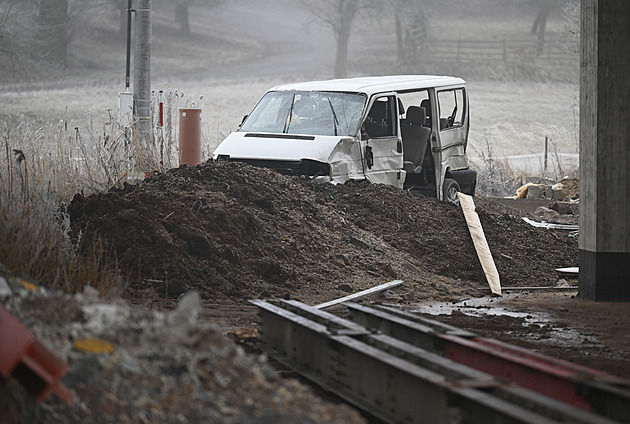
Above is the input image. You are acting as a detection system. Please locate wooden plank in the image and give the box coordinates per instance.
[522,217,579,231]
[314,280,404,310]
[458,193,502,296]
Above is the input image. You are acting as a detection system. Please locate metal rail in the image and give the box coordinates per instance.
[251,299,629,424]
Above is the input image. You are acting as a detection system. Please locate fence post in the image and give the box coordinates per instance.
[544,136,549,177]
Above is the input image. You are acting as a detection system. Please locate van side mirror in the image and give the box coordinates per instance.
[238,114,248,128]
[397,139,403,153]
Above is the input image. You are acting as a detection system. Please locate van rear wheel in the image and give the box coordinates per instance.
[443,178,460,204]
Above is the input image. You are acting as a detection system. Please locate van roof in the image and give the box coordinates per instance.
[269,75,466,96]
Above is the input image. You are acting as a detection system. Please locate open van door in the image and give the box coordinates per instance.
[434,87,470,200]
[361,95,404,188]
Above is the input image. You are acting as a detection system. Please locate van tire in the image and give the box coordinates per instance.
[443,178,460,204]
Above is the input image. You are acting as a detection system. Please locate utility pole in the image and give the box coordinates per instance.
[134,0,151,143]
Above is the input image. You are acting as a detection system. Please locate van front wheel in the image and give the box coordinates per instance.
[443,178,460,204]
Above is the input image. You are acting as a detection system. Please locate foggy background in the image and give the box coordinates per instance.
[0,0,579,180]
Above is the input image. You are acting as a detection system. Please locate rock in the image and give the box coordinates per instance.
[0,276,12,298]
[81,302,130,333]
[338,254,352,265]
[435,283,450,293]
[556,279,572,288]
[338,283,354,293]
[167,291,201,326]
[526,184,552,199]
[401,262,422,275]
[379,289,402,301]
[551,183,567,201]
[549,201,579,215]
[343,235,369,249]
[535,206,561,220]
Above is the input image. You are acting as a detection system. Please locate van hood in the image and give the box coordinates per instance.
[213,131,365,183]
[213,131,349,163]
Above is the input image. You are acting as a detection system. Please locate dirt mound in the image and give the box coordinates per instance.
[69,162,578,304]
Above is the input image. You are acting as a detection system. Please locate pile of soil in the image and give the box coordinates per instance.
[69,161,578,305]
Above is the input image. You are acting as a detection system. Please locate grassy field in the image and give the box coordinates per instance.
[1,1,579,163]
[0,0,580,188]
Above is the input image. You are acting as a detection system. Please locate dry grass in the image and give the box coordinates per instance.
[0,117,138,294]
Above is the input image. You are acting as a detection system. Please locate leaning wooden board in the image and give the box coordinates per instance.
[458,193,502,296]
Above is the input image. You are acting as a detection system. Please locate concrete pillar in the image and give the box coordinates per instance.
[579,0,630,300]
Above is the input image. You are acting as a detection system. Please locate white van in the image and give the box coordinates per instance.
[213,75,476,202]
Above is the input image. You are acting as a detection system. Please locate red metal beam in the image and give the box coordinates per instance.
[441,334,623,410]
[0,304,72,403]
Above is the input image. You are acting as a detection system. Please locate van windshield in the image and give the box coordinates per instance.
[240,91,366,137]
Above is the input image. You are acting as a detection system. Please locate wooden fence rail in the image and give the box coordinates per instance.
[419,38,577,65]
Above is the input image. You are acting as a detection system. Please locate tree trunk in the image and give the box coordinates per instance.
[531,1,550,35]
[38,0,69,66]
[175,4,191,36]
[333,0,358,78]
[334,22,351,78]
[395,13,404,63]
[535,4,550,56]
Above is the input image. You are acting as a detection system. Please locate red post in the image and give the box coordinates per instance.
[158,90,164,128]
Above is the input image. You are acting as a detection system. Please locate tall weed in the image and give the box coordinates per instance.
[0,116,134,294]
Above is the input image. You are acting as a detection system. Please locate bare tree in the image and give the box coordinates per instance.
[0,0,65,80]
[530,0,567,56]
[38,0,69,66]
[301,0,376,78]
[390,0,429,65]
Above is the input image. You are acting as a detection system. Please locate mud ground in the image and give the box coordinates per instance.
[413,290,630,379]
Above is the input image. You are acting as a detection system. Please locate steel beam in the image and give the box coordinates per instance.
[251,300,623,423]
[348,302,630,421]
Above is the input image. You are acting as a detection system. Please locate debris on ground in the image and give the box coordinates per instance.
[0,282,366,424]
[515,177,579,202]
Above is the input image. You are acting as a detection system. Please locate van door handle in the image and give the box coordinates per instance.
[365,146,374,169]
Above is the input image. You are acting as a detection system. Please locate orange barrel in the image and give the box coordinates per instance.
[179,108,202,166]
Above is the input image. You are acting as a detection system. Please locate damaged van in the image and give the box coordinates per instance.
[212,75,476,202]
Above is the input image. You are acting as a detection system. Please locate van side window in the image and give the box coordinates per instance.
[397,90,431,128]
[364,96,397,138]
[437,89,465,130]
